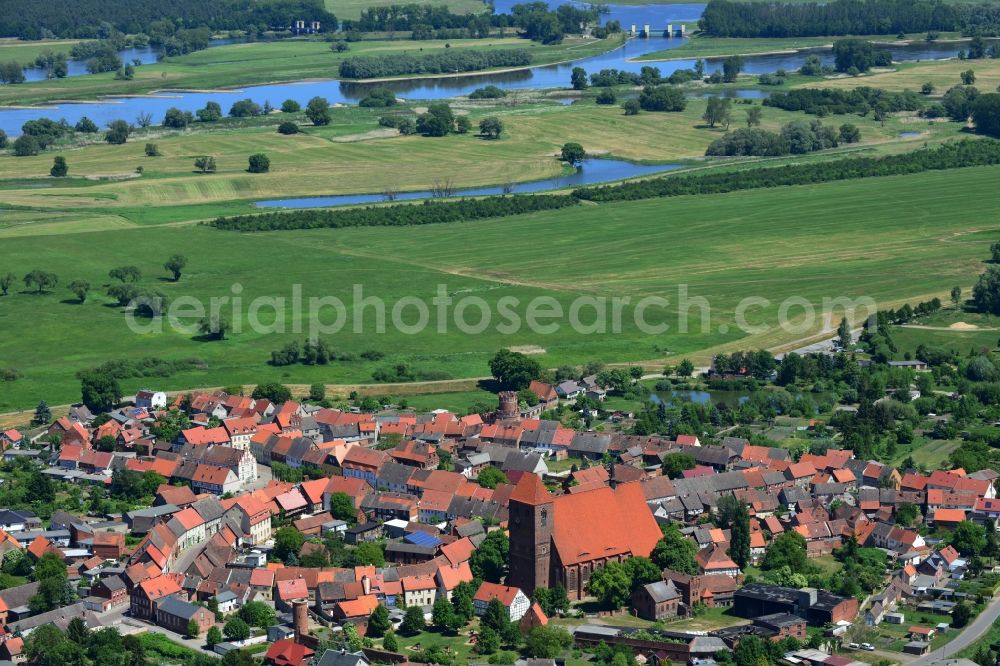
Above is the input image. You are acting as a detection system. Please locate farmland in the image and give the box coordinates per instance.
[2,3,1000,413]
[1,163,998,410]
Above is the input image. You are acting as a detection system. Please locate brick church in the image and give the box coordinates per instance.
[507,471,662,600]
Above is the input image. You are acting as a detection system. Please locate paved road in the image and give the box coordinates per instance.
[908,594,1000,666]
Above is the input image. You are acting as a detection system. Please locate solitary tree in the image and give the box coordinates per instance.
[194,156,217,173]
[68,279,90,303]
[32,400,51,425]
[109,265,141,283]
[560,142,586,166]
[570,66,588,90]
[50,156,68,177]
[400,605,425,636]
[23,269,58,293]
[0,272,14,296]
[199,314,232,341]
[722,55,744,82]
[186,618,201,638]
[837,317,852,349]
[746,106,763,127]
[247,153,270,173]
[962,69,976,85]
[368,605,391,637]
[206,626,223,648]
[164,254,187,282]
[479,117,504,139]
[223,617,250,641]
[951,286,962,306]
[703,97,732,129]
[305,96,331,126]
[104,119,131,144]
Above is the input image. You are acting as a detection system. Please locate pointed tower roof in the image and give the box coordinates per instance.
[510,472,551,505]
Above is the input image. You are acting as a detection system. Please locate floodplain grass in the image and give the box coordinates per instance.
[1,164,999,410]
[0,37,86,64]
[0,96,959,219]
[0,35,622,106]
[797,57,1000,94]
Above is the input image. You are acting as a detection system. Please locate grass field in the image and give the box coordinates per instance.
[892,437,960,469]
[0,98,962,222]
[636,34,919,61]
[0,38,86,64]
[799,57,1000,94]
[0,35,621,106]
[1,163,999,410]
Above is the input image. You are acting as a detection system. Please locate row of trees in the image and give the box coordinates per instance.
[210,193,578,231]
[338,48,532,79]
[706,118,857,157]
[576,138,1000,201]
[764,86,925,117]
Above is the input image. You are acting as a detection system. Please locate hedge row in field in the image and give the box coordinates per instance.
[573,138,1000,202]
[208,194,578,231]
[338,49,532,79]
[210,139,1000,232]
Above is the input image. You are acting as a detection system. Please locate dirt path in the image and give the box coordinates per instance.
[900,324,1000,331]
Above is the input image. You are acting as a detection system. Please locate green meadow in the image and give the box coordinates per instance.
[0,97,963,221]
[1,164,997,411]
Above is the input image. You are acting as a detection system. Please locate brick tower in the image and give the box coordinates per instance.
[507,473,553,595]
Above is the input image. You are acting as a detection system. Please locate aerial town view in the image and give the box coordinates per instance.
[1,0,1000,664]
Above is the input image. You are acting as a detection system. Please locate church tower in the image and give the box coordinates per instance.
[507,473,553,595]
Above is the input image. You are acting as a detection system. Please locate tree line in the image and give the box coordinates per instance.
[343,2,601,45]
[699,0,968,38]
[208,139,1000,233]
[209,194,579,231]
[338,48,532,79]
[0,0,337,40]
[764,86,925,116]
[575,138,1000,201]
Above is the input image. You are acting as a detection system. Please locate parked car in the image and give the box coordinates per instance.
[861,643,875,651]
[848,643,860,650]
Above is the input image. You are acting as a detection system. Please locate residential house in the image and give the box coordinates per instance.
[473,582,530,622]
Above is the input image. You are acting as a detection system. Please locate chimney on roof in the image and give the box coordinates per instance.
[293,599,309,641]
[797,587,818,609]
[608,461,618,489]
[361,575,371,595]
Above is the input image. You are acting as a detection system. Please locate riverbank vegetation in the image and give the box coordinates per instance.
[0,35,623,107]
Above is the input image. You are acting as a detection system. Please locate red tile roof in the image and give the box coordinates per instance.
[475,581,523,606]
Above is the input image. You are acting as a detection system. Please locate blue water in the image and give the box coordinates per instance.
[254,158,683,208]
[20,39,235,83]
[0,0,977,136]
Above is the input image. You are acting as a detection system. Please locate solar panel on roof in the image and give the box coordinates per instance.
[403,531,441,547]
